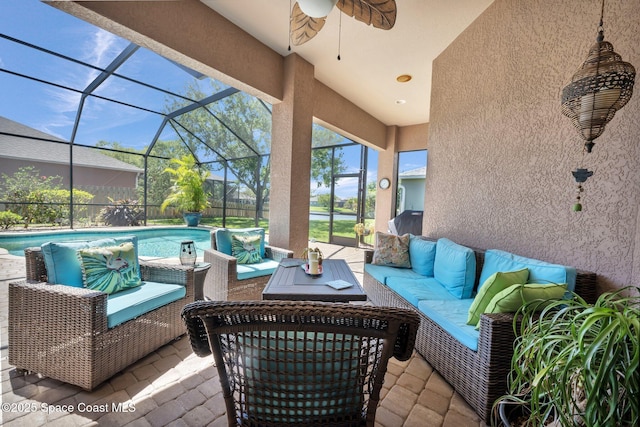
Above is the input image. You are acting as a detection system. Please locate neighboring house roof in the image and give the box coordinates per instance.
[0,116,143,173]
[399,166,426,179]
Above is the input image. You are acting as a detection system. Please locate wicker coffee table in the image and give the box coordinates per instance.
[262,259,367,302]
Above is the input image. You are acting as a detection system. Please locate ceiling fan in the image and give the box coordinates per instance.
[290,0,397,46]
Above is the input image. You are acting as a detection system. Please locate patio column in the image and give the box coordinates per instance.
[269,54,314,256]
[375,126,399,233]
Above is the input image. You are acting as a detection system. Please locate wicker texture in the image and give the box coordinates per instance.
[182,300,420,427]
[363,246,597,422]
[8,247,195,391]
[202,230,294,301]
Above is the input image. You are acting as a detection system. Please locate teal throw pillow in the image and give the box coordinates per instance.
[78,242,142,294]
[466,268,529,326]
[231,234,263,264]
[372,232,411,268]
[216,228,266,257]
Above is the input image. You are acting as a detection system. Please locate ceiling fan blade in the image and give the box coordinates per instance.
[290,2,327,46]
[337,0,397,30]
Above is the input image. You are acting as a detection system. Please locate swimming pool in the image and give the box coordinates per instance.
[0,227,213,258]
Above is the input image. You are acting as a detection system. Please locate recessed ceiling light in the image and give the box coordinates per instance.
[395,99,406,105]
[396,74,412,83]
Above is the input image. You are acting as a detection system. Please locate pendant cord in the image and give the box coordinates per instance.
[337,10,342,60]
[288,0,292,51]
[597,0,605,41]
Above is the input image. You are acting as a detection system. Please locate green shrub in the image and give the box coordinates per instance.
[0,211,22,229]
[100,199,143,226]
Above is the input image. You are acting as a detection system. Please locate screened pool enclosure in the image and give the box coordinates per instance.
[0,0,377,242]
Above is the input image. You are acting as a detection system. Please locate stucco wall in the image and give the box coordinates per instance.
[426,0,640,294]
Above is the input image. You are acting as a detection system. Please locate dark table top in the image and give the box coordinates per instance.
[262,259,367,302]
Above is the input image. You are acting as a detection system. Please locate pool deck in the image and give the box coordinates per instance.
[0,243,486,427]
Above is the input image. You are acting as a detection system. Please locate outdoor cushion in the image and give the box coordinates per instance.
[78,242,142,294]
[387,276,458,307]
[42,235,139,288]
[106,280,186,328]
[231,234,263,264]
[409,236,436,276]
[417,298,479,351]
[364,263,425,285]
[483,283,568,318]
[237,258,280,280]
[478,249,577,292]
[372,232,411,268]
[466,268,529,326]
[433,238,476,299]
[216,228,266,258]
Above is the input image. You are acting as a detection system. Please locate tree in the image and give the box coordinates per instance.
[164,81,349,223]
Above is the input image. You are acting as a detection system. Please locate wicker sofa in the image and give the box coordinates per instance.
[9,241,195,391]
[363,236,597,422]
[202,228,294,301]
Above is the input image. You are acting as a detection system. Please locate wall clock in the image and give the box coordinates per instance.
[379,178,390,190]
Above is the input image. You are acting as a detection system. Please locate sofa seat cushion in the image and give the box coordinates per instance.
[387,277,458,307]
[237,258,280,280]
[478,249,577,292]
[417,299,480,351]
[433,238,476,299]
[364,263,425,285]
[107,281,186,329]
[42,235,140,288]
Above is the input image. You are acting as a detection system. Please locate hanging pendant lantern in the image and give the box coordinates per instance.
[561,0,635,153]
[180,240,197,266]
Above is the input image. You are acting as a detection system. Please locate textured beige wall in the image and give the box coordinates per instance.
[427,0,640,294]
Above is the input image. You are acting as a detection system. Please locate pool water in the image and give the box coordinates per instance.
[0,227,212,258]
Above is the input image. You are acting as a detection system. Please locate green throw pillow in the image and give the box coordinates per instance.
[78,242,142,294]
[480,283,568,328]
[231,234,263,264]
[372,232,411,268]
[466,268,529,326]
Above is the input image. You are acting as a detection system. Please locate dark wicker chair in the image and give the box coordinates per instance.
[8,247,195,390]
[182,300,420,427]
[202,229,294,300]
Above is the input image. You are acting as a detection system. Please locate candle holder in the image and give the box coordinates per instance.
[180,240,197,266]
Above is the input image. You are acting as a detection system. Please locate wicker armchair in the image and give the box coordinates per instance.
[182,300,420,427]
[8,247,195,391]
[202,229,293,301]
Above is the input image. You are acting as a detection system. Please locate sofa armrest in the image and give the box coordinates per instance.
[139,262,194,286]
[363,249,374,264]
[9,280,110,370]
[265,245,294,261]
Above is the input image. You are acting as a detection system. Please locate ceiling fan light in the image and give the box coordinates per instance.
[298,0,338,18]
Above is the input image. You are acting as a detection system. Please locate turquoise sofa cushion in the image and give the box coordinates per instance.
[107,281,186,329]
[387,276,458,307]
[364,263,425,285]
[42,235,139,288]
[237,258,280,280]
[409,236,436,276]
[216,228,266,258]
[418,298,479,351]
[478,249,577,292]
[433,238,476,299]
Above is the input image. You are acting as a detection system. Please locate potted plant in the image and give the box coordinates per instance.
[493,288,640,427]
[160,155,211,226]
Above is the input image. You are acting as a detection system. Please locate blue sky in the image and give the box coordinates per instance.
[0,0,428,199]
